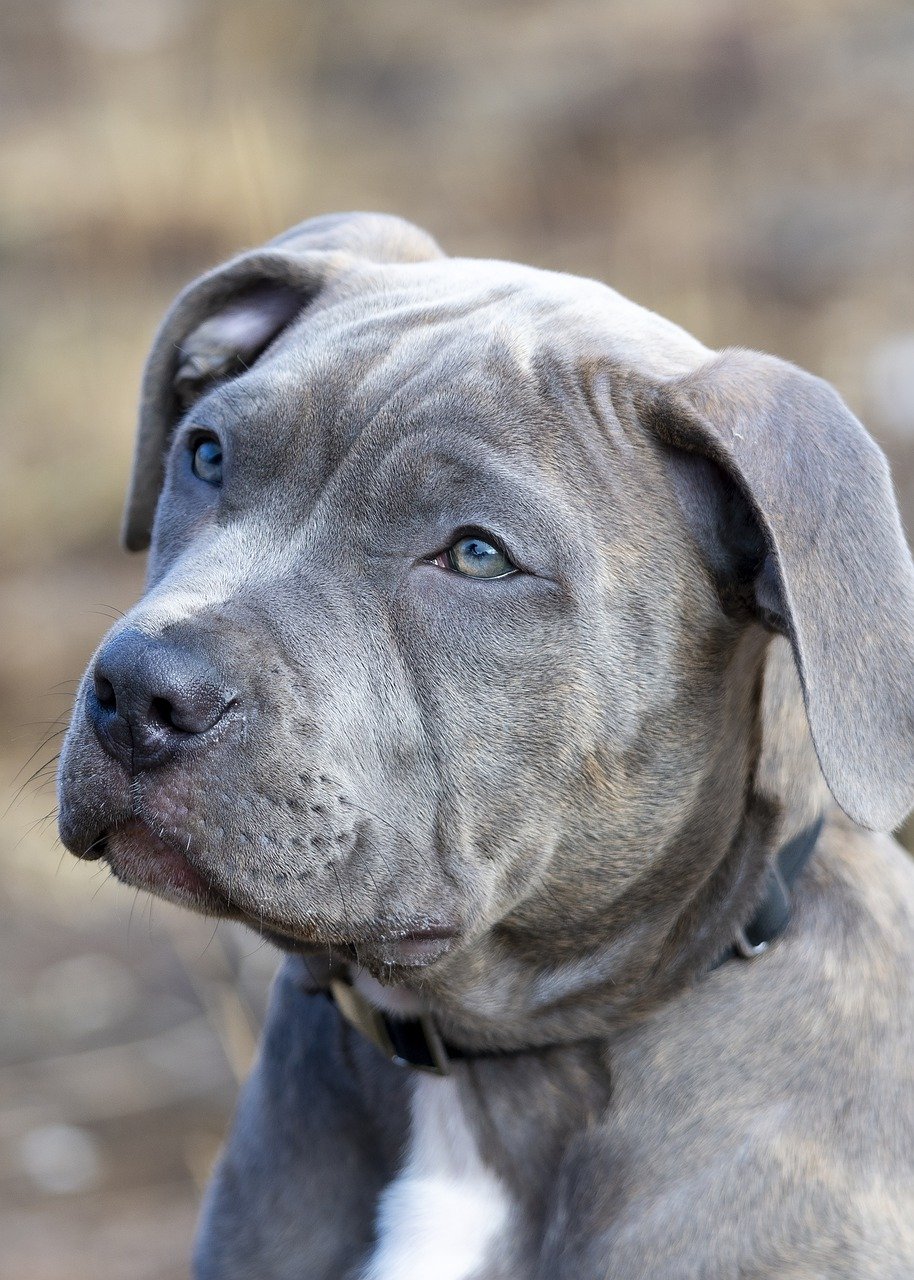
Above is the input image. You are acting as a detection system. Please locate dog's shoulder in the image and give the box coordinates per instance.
[543,817,914,1278]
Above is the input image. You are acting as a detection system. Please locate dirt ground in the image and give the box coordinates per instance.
[2,1,914,1275]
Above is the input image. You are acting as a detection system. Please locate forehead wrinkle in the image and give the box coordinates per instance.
[341,255,711,378]
[321,260,530,336]
[261,322,632,550]
[308,303,546,441]
[193,262,701,563]
[236,319,496,498]
[225,249,699,475]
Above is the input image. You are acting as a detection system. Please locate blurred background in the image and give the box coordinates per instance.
[2,0,913,1275]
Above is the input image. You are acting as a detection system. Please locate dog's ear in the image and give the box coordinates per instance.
[646,348,914,832]
[123,212,443,552]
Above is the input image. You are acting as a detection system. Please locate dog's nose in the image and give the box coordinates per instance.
[87,628,237,772]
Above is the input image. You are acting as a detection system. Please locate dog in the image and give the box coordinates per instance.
[57,213,914,1278]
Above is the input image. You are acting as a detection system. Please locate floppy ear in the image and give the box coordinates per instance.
[646,348,914,832]
[123,212,443,552]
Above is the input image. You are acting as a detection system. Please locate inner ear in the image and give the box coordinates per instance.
[174,281,307,409]
[665,447,786,632]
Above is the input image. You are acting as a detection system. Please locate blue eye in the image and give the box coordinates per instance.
[445,535,516,579]
[191,435,223,486]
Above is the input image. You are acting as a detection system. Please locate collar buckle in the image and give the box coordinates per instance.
[732,927,770,959]
[724,816,823,966]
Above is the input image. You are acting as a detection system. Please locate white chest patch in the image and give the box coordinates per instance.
[361,1074,514,1280]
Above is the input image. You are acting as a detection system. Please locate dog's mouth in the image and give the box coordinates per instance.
[258,921,458,967]
[87,818,459,968]
[102,819,233,913]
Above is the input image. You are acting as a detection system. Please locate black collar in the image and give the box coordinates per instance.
[712,814,824,966]
[328,816,824,1076]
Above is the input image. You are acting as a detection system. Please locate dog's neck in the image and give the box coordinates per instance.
[367,638,828,1055]
[337,804,823,1078]
[298,637,827,1059]
[413,800,779,1050]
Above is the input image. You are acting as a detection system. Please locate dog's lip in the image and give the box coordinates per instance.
[102,819,228,910]
[58,810,115,861]
[376,935,456,967]
[67,829,109,861]
[259,920,459,967]
[361,925,459,968]
[91,821,459,965]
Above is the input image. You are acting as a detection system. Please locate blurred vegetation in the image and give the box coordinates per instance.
[2,1,913,1275]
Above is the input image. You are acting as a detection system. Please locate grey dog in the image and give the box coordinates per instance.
[58,213,914,1278]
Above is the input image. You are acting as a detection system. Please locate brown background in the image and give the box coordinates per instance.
[2,2,913,1276]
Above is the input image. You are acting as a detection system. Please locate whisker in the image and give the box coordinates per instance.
[43,678,82,693]
[91,868,116,901]
[5,754,62,820]
[87,602,128,621]
[199,919,221,960]
[11,733,66,784]
[127,888,142,939]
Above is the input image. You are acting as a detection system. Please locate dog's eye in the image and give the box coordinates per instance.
[190,435,223,486]
[440,534,516,579]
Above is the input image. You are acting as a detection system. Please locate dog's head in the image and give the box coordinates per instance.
[57,212,914,997]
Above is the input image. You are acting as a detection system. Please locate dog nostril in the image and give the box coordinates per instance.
[148,691,236,735]
[88,628,239,770]
[149,696,180,731]
[94,674,117,712]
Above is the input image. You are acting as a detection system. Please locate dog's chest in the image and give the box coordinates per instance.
[361,1074,514,1280]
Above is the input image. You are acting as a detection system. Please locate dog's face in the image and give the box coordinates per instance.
[57,214,914,988]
